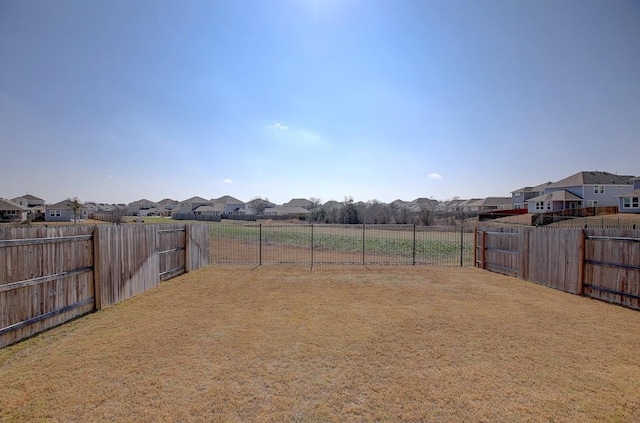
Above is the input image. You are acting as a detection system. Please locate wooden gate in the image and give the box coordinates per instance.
[158,227,186,281]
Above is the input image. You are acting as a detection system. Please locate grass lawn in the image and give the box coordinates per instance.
[1,266,639,422]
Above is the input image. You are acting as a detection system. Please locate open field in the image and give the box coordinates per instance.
[210,223,474,266]
[2,266,639,422]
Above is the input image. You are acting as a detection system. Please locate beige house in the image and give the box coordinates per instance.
[0,198,29,222]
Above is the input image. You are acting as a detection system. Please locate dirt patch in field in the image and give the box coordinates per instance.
[1,266,639,422]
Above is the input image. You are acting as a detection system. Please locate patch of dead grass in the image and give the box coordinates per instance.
[1,266,640,422]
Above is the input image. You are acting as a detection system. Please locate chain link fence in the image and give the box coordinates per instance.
[210,223,474,266]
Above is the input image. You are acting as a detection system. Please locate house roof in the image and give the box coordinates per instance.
[283,198,313,207]
[457,198,482,207]
[617,189,640,197]
[474,197,512,207]
[128,198,155,206]
[157,198,178,205]
[214,195,244,205]
[12,194,45,202]
[528,190,582,203]
[0,198,29,211]
[180,196,210,204]
[323,200,343,209]
[546,171,634,189]
[47,200,88,210]
[511,182,553,194]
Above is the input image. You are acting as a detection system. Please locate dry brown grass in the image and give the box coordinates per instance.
[1,266,639,422]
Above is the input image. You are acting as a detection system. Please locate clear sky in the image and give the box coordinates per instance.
[1,0,639,205]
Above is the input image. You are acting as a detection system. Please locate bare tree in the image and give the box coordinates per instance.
[112,206,127,224]
[249,197,270,215]
[309,197,322,222]
[417,204,434,226]
[69,197,82,224]
[340,197,360,224]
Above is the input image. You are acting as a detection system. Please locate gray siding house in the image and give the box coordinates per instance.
[527,171,634,214]
[45,200,89,222]
[511,182,552,210]
[618,177,640,214]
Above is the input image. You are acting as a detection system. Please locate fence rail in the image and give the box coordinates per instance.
[475,227,640,309]
[1,224,210,348]
[209,223,474,266]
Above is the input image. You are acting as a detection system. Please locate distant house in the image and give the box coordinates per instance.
[45,200,88,222]
[10,194,46,216]
[157,198,179,216]
[0,198,29,222]
[192,204,225,216]
[390,199,410,209]
[527,171,634,214]
[526,190,583,213]
[408,198,439,210]
[470,197,512,211]
[282,198,314,210]
[618,177,640,214]
[214,195,245,214]
[510,182,552,210]
[323,200,343,211]
[126,199,157,216]
[456,199,483,212]
[178,196,212,210]
[245,198,276,215]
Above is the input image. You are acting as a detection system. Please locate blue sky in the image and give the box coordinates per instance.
[1,0,639,205]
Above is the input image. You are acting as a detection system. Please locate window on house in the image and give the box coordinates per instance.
[7,210,16,215]
[535,201,544,210]
[588,200,598,207]
[515,193,521,199]
[514,203,521,209]
[546,202,551,210]
[594,186,605,194]
[624,197,639,208]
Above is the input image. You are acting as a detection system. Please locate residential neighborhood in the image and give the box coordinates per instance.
[1,170,639,225]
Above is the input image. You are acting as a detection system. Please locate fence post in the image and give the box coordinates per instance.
[412,224,416,265]
[311,224,314,267]
[473,227,478,267]
[481,230,487,269]
[185,225,191,273]
[460,225,464,267]
[259,223,262,266]
[362,224,366,265]
[577,228,586,295]
[93,226,102,311]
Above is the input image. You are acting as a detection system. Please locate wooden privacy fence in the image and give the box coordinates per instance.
[475,227,640,309]
[0,224,209,348]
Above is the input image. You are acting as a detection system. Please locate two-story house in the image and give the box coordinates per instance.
[126,199,157,216]
[214,195,245,215]
[11,194,46,216]
[510,182,552,210]
[526,171,634,214]
[157,198,179,216]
